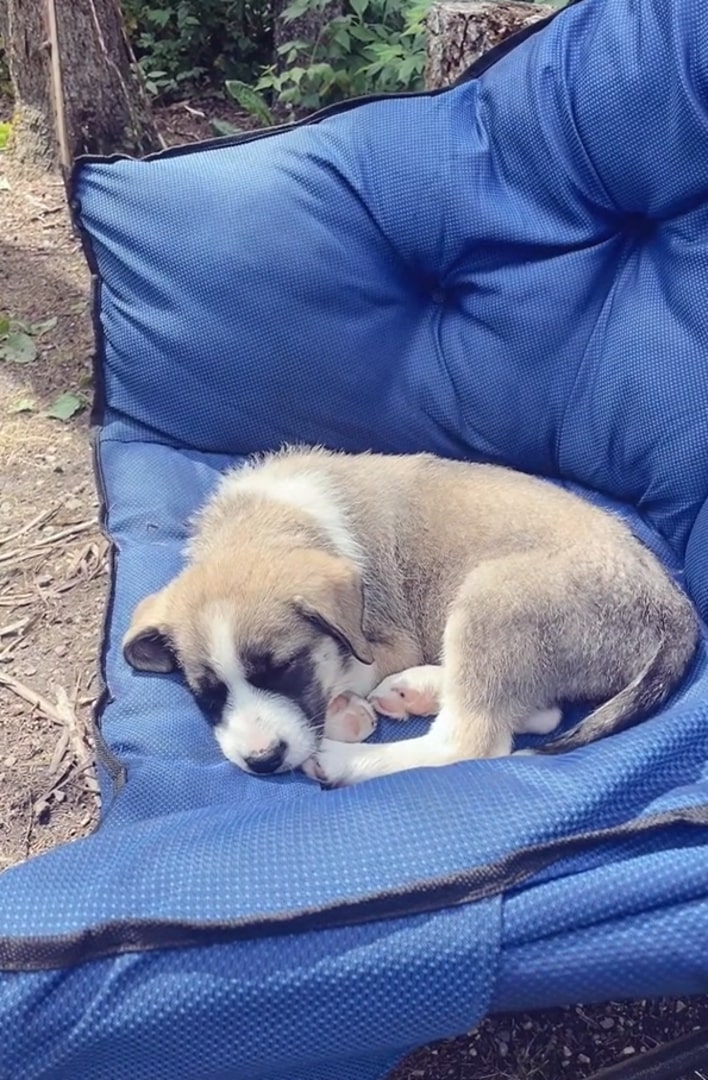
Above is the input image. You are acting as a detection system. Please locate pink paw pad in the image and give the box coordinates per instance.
[370,682,437,719]
[325,694,377,742]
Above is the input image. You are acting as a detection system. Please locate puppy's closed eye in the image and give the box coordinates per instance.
[244,650,312,697]
[193,669,228,723]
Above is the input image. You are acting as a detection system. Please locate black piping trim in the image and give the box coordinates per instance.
[1,806,706,971]
[71,223,125,795]
[89,428,127,792]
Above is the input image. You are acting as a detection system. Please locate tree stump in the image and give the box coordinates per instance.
[425,0,554,89]
[5,0,162,170]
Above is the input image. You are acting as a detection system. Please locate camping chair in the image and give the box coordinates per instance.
[2,0,708,1076]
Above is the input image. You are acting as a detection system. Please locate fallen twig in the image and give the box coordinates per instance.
[0,506,58,548]
[0,671,64,725]
[0,594,35,608]
[182,102,206,118]
[54,686,94,775]
[0,617,31,638]
[0,520,97,567]
[47,727,71,777]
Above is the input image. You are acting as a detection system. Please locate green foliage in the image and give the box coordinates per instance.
[44,392,86,421]
[225,79,274,125]
[0,122,11,151]
[257,0,429,112]
[4,1,562,113]
[119,0,428,110]
[7,392,87,421]
[121,1,271,98]
[0,316,57,365]
[210,117,244,136]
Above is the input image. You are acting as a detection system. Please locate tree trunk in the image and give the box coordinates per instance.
[0,1,10,59]
[5,0,54,167]
[5,0,161,170]
[425,0,554,89]
[272,0,343,73]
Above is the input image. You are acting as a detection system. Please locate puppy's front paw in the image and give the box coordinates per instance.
[521,707,563,736]
[369,666,441,720]
[325,693,377,743]
[304,740,367,787]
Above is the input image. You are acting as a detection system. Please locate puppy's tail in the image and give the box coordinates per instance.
[537,623,698,756]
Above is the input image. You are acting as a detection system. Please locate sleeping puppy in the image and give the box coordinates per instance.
[123,447,698,786]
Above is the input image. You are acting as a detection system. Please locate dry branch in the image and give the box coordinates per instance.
[0,671,65,725]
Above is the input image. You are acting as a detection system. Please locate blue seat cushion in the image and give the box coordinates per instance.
[1,440,708,1080]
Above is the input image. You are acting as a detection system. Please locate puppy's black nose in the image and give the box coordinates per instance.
[244,740,287,774]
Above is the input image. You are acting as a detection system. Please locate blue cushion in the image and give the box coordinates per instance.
[76,0,708,565]
[2,0,708,1076]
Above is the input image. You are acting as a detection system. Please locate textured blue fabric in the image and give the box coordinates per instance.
[1,446,707,1079]
[74,0,708,563]
[2,0,708,1077]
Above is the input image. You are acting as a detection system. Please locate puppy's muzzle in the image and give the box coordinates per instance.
[243,739,288,774]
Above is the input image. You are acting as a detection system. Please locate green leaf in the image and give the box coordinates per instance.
[255,73,280,93]
[224,80,274,126]
[0,315,10,336]
[0,122,11,151]
[281,0,315,22]
[146,8,172,27]
[210,118,243,137]
[287,66,307,87]
[308,62,336,80]
[44,392,85,421]
[350,0,370,17]
[8,397,36,414]
[28,316,58,337]
[332,27,352,50]
[361,59,386,76]
[396,54,420,83]
[348,22,375,40]
[0,332,37,364]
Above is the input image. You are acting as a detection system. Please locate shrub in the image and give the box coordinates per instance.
[257,0,430,111]
[120,0,428,108]
[121,1,272,97]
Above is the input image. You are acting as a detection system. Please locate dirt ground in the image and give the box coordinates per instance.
[1,99,707,1080]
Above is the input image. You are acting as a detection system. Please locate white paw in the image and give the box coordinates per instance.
[511,748,539,757]
[324,693,377,743]
[302,740,366,787]
[368,666,441,720]
[520,707,563,736]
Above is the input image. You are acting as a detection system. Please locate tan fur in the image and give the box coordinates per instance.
[124,447,698,784]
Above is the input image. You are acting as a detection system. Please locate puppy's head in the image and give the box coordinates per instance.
[122,548,373,774]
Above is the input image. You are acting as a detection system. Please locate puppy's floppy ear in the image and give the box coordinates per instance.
[122,587,178,673]
[294,555,374,666]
